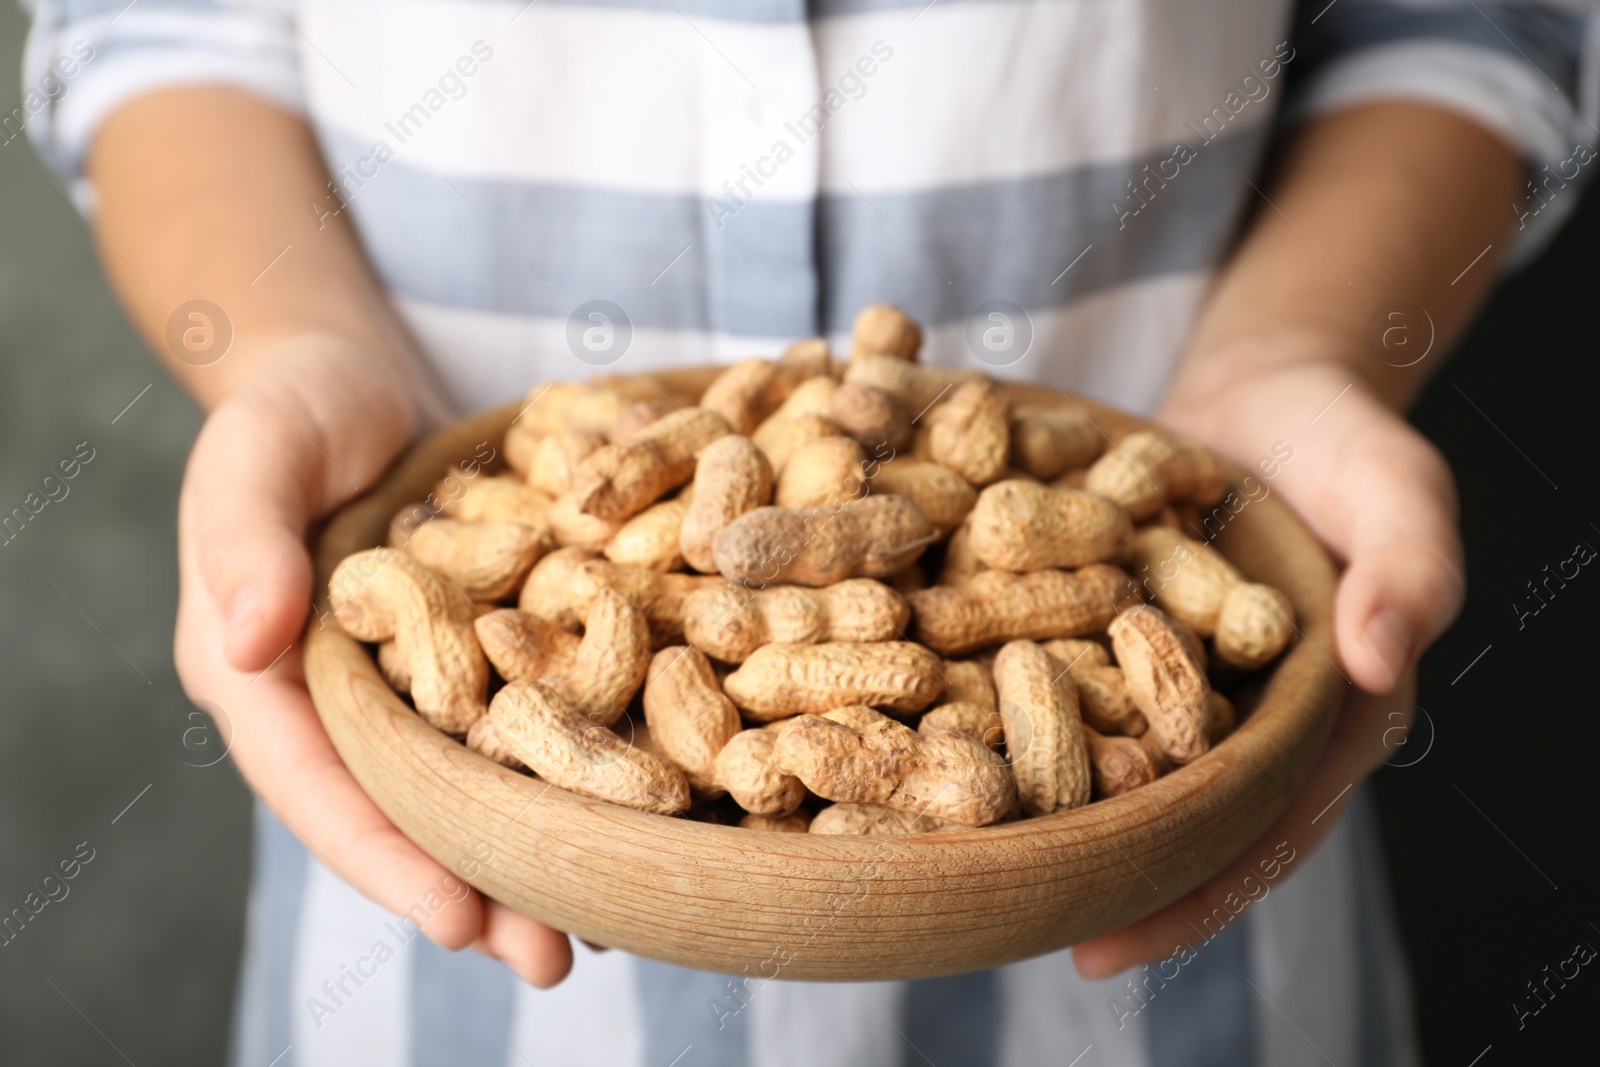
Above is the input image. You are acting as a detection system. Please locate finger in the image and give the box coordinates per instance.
[1331,434,1464,693]
[183,393,324,672]
[476,903,575,988]
[1072,680,1409,978]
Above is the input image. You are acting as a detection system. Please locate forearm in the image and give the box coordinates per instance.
[87,86,422,417]
[1166,101,1521,421]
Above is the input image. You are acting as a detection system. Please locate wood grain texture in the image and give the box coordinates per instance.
[304,371,1342,981]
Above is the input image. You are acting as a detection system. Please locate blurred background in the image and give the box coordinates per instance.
[2,1,1596,1061]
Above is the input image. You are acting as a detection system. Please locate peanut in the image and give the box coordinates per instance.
[465,716,526,771]
[1125,526,1242,633]
[550,587,650,726]
[681,578,909,663]
[967,479,1131,571]
[547,487,625,551]
[751,377,838,460]
[1213,582,1295,670]
[1038,639,1147,736]
[993,640,1091,815]
[392,516,551,602]
[503,419,540,478]
[376,640,411,693]
[842,354,981,415]
[567,559,722,645]
[828,382,912,452]
[907,563,1132,655]
[642,646,743,793]
[1125,526,1292,668]
[528,428,607,498]
[483,681,689,814]
[918,704,1004,750]
[330,548,488,733]
[607,400,675,443]
[567,406,732,521]
[810,803,962,835]
[1205,689,1237,742]
[920,379,1010,486]
[711,726,805,816]
[774,715,1017,826]
[1107,605,1211,763]
[604,496,690,572]
[1084,431,1230,520]
[775,436,866,510]
[757,411,840,475]
[474,607,582,682]
[517,381,631,437]
[711,495,936,587]
[700,356,827,435]
[937,518,984,585]
[850,302,923,362]
[1009,406,1102,479]
[866,458,976,534]
[518,545,598,631]
[722,641,945,720]
[679,436,774,574]
[740,811,812,833]
[437,474,552,530]
[1083,726,1160,798]
[919,658,1003,749]
[592,372,697,411]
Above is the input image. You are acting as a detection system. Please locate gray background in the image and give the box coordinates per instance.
[0,4,249,1064]
[4,0,1600,1062]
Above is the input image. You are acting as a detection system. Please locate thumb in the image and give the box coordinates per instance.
[181,387,330,672]
[1331,433,1465,694]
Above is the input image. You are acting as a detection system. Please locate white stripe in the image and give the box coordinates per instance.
[399,270,1208,419]
[503,943,643,1067]
[300,0,822,199]
[1247,816,1361,1067]
[290,865,412,1067]
[997,949,1151,1067]
[36,4,305,172]
[394,295,791,416]
[816,0,1288,193]
[749,979,905,1067]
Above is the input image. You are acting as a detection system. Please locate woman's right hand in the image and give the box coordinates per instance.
[173,335,576,988]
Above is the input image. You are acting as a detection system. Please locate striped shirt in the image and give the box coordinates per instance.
[19,0,1596,1063]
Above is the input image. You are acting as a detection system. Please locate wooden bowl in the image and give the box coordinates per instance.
[304,368,1342,981]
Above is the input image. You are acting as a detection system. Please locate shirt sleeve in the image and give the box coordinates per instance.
[17,0,305,205]
[1287,0,1599,262]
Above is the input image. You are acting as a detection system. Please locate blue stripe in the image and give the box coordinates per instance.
[1297,0,1586,102]
[816,128,1265,336]
[1145,910,1257,1067]
[1350,786,1406,1067]
[901,970,999,1067]
[230,803,310,1067]
[411,936,520,1067]
[320,126,1265,337]
[633,958,752,1067]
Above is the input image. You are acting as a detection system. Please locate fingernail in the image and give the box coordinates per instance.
[1361,607,1410,690]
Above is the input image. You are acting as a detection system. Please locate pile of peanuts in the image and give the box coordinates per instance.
[327,304,1297,835]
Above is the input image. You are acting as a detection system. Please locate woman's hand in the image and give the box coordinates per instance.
[172,336,575,988]
[1072,359,1463,978]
